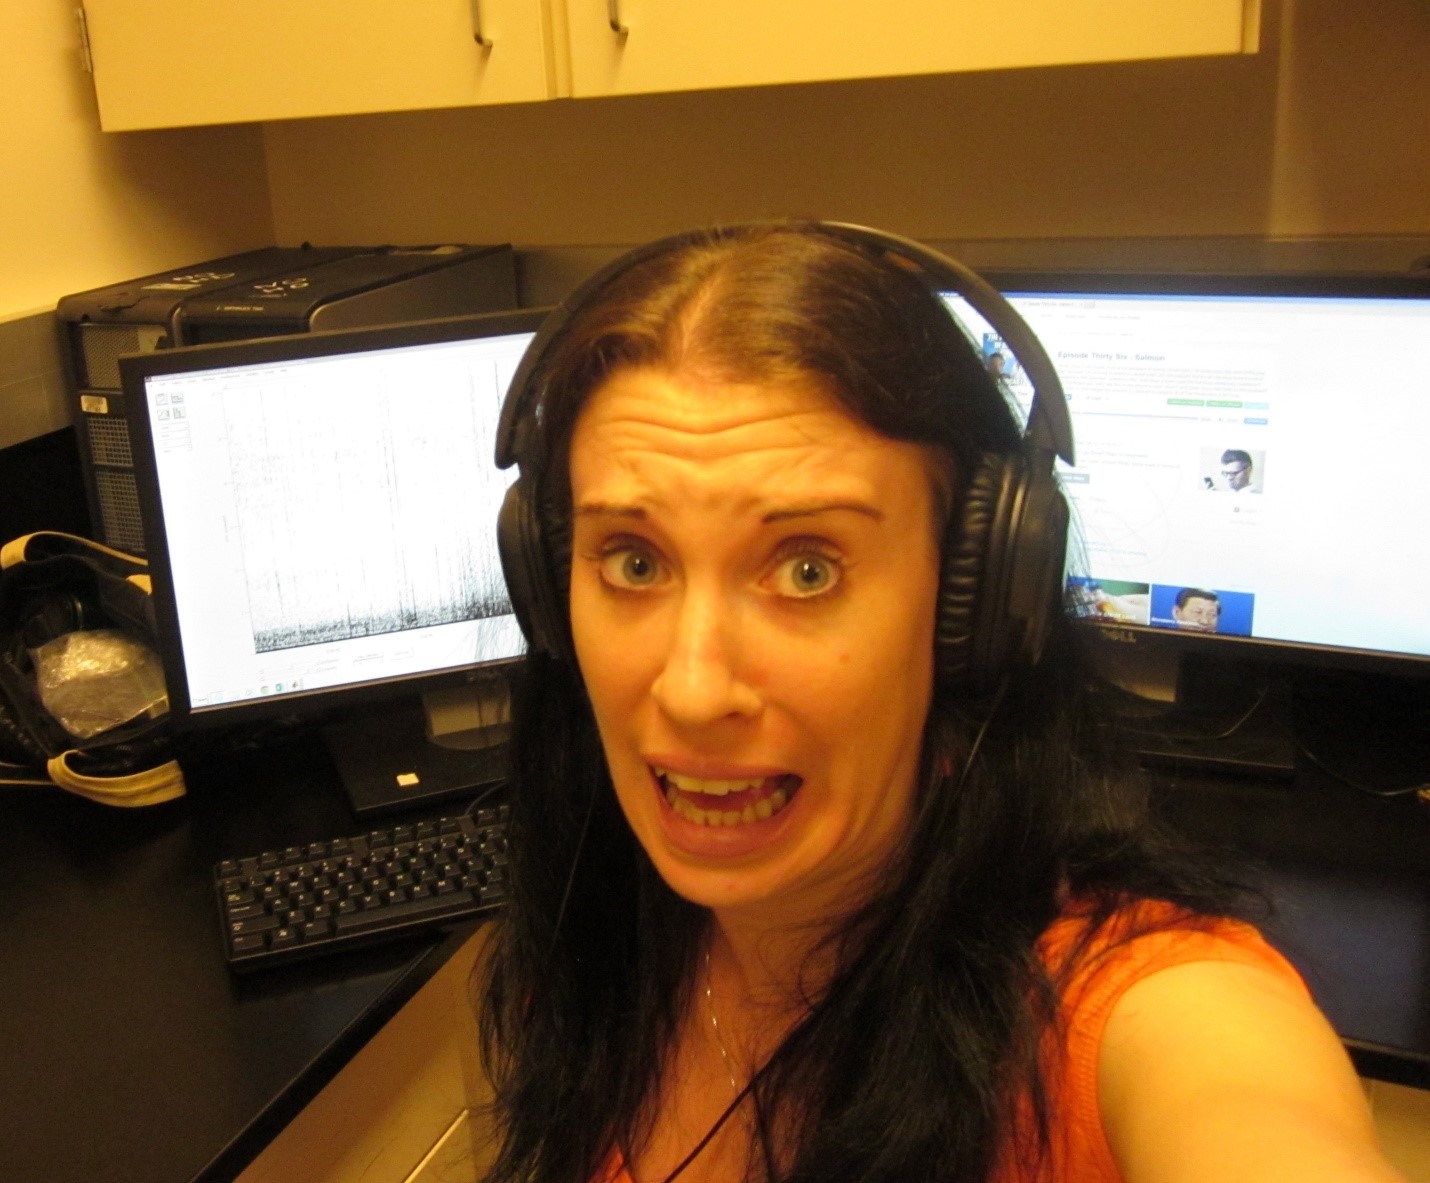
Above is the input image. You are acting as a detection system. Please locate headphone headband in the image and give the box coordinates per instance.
[495,222,1074,472]
[820,224,1074,466]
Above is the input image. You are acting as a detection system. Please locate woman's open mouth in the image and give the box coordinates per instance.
[652,767,803,827]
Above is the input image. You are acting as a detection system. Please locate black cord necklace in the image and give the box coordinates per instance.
[654,1071,762,1183]
[653,940,823,1183]
[655,949,769,1183]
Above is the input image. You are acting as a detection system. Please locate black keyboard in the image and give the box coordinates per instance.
[214,806,509,971]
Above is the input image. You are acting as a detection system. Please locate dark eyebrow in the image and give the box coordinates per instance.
[573,501,647,520]
[572,501,884,523]
[761,502,884,524]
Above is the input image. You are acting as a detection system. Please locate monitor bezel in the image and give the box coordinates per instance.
[121,306,549,732]
[972,268,1430,679]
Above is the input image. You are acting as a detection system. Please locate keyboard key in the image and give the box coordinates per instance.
[225,902,266,922]
[333,893,477,937]
[229,914,280,937]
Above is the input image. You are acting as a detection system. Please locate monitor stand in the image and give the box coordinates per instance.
[1089,638,1296,779]
[322,672,510,820]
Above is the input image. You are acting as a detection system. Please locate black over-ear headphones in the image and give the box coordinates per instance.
[495,222,1075,696]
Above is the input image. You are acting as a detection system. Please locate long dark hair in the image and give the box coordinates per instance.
[476,225,1250,1183]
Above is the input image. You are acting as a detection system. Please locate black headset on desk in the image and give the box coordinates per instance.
[493,221,1076,697]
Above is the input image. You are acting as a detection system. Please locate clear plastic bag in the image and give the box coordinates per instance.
[31,629,169,740]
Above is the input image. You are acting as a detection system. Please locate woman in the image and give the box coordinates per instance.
[478,223,1396,1183]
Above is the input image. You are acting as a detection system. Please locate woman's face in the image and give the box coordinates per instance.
[567,365,943,929]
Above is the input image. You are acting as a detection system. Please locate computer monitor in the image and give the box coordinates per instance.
[122,308,546,817]
[945,273,1430,772]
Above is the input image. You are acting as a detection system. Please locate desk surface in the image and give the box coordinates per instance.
[1150,768,1430,1088]
[1,732,1427,1183]
[0,729,477,1183]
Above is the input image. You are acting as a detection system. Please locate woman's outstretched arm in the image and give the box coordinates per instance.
[1098,959,1406,1183]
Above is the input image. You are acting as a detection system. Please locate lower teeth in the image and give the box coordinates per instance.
[665,785,790,826]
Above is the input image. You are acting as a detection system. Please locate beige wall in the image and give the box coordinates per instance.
[2,0,1425,320]
[0,0,273,320]
[262,0,1429,256]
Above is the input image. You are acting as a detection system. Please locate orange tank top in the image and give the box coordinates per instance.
[990,899,1307,1182]
[596,901,1306,1183]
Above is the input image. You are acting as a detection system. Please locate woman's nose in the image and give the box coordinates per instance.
[649,587,762,725]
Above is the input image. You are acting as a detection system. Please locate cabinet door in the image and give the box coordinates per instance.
[565,0,1259,97]
[82,0,557,131]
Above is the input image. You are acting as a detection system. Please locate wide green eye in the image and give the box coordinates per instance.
[771,553,840,598]
[599,546,662,589]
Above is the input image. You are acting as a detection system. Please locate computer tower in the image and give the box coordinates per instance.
[57,243,518,552]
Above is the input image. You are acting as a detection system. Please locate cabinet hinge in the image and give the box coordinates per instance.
[75,5,94,74]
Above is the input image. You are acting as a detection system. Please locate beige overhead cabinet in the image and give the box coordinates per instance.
[79,0,561,129]
[79,0,1260,131]
[563,0,1261,97]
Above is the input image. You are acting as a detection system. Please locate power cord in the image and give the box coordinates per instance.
[463,780,509,818]
[1297,741,1430,802]
[1095,671,1273,743]
[0,759,52,787]
[1292,668,1430,802]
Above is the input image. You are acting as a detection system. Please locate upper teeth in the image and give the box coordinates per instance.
[658,769,764,797]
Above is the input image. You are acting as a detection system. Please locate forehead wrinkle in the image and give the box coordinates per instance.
[578,363,850,442]
[581,407,848,468]
[574,413,868,510]
[574,453,895,537]
[569,368,936,530]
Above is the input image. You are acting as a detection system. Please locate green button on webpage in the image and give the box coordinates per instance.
[1207,399,1243,407]
[1168,398,1206,406]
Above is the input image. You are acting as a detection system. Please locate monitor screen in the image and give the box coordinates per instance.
[124,310,545,724]
[944,275,1430,669]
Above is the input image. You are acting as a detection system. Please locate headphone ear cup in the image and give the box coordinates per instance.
[936,453,1014,693]
[936,452,1070,694]
[1001,464,1070,671]
[18,591,89,650]
[497,479,566,659]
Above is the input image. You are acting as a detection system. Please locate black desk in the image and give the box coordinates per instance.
[1150,768,1430,1089]
[0,729,481,1183]
[1,733,1426,1183]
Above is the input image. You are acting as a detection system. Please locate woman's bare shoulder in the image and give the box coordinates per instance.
[1097,957,1405,1183]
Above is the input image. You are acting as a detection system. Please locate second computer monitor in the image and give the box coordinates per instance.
[124,309,546,814]
[945,273,1430,673]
